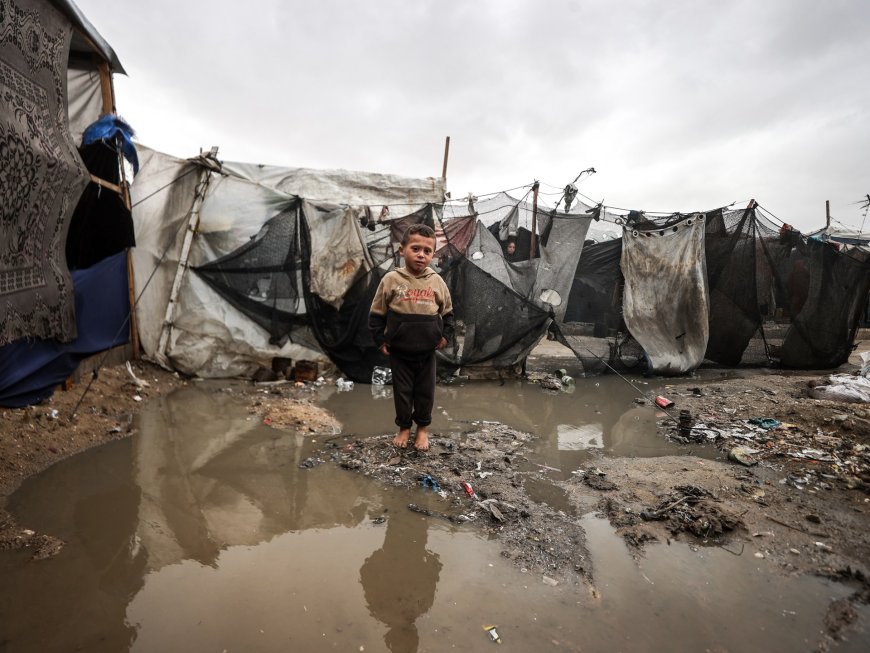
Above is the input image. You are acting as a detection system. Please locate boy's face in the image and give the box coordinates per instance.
[400,233,436,275]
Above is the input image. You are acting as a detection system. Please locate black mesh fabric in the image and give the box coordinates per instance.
[194,196,868,380]
[701,206,870,368]
[776,236,870,368]
[194,202,314,348]
[437,256,552,372]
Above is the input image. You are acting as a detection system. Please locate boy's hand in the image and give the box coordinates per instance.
[379,343,390,356]
[436,337,448,351]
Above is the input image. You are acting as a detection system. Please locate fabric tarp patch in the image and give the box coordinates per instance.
[0,0,89,345]
[621,214,710,374]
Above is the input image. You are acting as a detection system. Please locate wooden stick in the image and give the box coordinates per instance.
[441,136,450,180]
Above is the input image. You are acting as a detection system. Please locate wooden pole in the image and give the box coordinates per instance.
[529,181,540,260]
[96,59,114,115]
[826,200,831,229]
[95,54,139,358]
[441,136,450,180]
[157,170,212,361]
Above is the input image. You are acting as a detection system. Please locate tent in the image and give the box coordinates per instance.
[0,0,133,406]
[130,145,446,378]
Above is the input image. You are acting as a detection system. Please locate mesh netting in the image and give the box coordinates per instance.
[194,201,314,348]
[195,197,868,381]
[705,207,870,368]
[437,257,552,373]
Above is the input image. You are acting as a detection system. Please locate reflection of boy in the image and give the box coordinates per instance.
[369,225,454,451]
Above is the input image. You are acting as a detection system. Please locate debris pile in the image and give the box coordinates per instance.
[639,484,742,541]
[657,379,870,493]
[315,422,592,584]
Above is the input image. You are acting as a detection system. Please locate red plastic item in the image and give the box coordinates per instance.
[654,395,674,409]
[461,481,474,497]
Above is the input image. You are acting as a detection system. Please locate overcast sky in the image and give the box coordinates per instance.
[76,0,869,231]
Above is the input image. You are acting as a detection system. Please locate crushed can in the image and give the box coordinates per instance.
[461,481,478,499]
[654,395,674,409]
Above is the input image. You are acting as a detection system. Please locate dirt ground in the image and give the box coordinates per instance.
[2,347,869,645]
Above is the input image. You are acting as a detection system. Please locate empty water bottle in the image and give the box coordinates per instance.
[336,378,354,391]
[372,366,392,385]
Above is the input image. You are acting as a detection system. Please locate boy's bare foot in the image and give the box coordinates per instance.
[414,427,429,452]
[393,428,411,449]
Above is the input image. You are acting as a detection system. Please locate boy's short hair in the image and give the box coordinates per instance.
[401,223,436,245]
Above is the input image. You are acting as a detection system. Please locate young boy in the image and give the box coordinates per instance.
[369,224,454,451]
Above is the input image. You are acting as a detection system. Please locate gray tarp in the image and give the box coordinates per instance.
[621,214,710,374]
[302,202,371,310]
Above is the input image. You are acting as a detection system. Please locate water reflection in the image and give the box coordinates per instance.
[360,514,441,652]
[319,376,712,477]
[1,383,867,652]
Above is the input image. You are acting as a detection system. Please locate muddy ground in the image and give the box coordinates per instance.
[2,347,869,646]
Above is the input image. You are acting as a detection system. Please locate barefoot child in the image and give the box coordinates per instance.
[369,225,454,451]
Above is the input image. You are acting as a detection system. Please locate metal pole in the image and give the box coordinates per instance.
[826,200,831,229]
[529,181,540,260]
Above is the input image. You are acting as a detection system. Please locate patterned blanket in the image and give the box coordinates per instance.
[0,0,89,345]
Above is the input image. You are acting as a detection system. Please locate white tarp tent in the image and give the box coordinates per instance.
[130,145,445,377]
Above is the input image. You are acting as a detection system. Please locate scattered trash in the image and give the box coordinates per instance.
[298,457,324,469]
[748,417,781,430]
[132,395,142,402]
[654,395,675,409]
[263,417,273,426]
[810,374,870,403]
[539,376,563,391]
[461,481,478,499]
[482,625,502,644]
[728,446,758,466]
[371,366,392,385]
[815,541,832,552]
[420,475,440,492]
[336,378,354,392]
[678,410,694,439]
[125,361,150,389]
[533,463,562,473]
[48,409,59,419]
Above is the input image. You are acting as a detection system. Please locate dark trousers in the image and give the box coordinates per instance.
[389,351,436,428]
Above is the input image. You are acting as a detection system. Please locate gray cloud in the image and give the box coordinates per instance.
[78,0,870,230]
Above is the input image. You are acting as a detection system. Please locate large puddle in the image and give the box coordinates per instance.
[1,380,867,652]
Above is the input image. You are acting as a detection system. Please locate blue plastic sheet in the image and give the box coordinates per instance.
[0,252,131,407]
[81,115,139,174]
